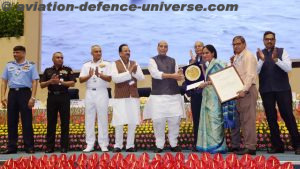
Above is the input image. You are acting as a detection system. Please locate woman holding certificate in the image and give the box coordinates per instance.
[196,45,227,153]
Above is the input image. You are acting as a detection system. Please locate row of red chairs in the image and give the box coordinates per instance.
[1,152,294,169]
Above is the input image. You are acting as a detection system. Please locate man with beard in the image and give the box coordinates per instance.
[257,31,300,154]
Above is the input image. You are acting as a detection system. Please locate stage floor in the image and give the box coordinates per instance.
[1,150,300,168]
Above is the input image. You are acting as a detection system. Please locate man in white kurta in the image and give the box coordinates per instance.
[144,40,185,153]
[111,44,145,152]
[79,45,111,152]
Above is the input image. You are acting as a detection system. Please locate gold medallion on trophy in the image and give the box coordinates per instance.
[185,65,201,81]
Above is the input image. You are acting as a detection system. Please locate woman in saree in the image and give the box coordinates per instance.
[196,44,227,153]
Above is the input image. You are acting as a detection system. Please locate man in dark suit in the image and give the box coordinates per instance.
[257,31,300,155]
[184,41,206,151]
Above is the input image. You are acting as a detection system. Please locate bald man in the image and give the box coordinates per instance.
[144,40,185,153]
[79,45,112,152]
[40,52,77,153]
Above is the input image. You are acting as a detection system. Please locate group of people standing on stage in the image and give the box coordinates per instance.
[1,31,299,155]
[188,31,300,155]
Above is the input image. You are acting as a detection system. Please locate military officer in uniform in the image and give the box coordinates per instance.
[1,46,39,154]
[79,45,111,152]
[40,52,76,153]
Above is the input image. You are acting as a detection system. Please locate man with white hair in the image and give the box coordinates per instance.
[186,41,205,151]
[79,45,111,152]
[144,40,185,153]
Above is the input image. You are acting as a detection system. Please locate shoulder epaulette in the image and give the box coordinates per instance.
[63,65,72,69]
[29,61,35,65]
[7,61,14,64]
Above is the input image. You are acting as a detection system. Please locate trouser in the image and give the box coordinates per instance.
[46,93,70,149]
[153,116,181,149]
[261,90,300,149]
[114,124,136,149]
[236,85,258,150]
[7,88,34,151]
[85,88,109,148]
[230,110,241,149]
[190,94,202,145]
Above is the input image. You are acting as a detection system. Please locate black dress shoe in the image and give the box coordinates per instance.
[236,148,256,155]
[295,147,300,155]
[61,148,68,153]
[191,147,199,152]
[267,147,284,154]
[25,148,35,154]
[126,147,137,152]
[1,149,17,154]
[113,148,122,153]
[154,147,163,153]
[45,148,54,153]
[170,146,182,152]
[228,147,240,153]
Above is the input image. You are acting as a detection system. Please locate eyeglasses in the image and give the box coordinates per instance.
[264,38,275,41]
[56,57,64,59]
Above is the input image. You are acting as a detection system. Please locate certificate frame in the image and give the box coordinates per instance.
[208,66,244,103]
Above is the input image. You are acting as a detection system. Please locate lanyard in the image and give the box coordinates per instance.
[120,58,135,85]
[120,59,130,71]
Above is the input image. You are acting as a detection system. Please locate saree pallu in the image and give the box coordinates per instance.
[196,59,227,153]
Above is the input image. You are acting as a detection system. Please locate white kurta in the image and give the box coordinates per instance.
[111,61,145,126]
[257,48,292,73]
[143,58,186,120]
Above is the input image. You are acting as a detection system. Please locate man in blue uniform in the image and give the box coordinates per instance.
[1,46,39,154]
[40,52,76,153]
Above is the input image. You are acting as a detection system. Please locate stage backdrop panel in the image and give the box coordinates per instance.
[42,0,300,71]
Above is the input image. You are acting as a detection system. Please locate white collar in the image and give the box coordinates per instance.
[234,48,247,63]
[91,58,103,64]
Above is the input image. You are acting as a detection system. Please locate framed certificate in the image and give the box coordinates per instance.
[182,63,205,90]
[208,66,244,103]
